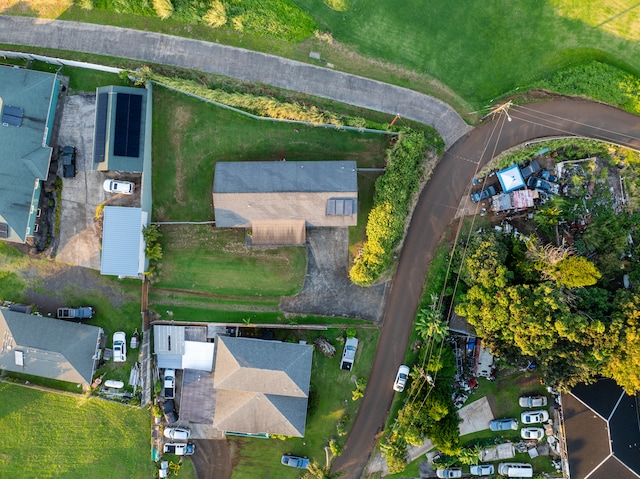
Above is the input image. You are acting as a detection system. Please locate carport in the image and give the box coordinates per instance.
[179,369,216,424]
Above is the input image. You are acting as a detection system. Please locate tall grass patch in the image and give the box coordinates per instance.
[536,61,640,114]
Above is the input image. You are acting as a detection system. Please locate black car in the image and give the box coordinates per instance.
[470,185,497,203]
[163,399,179,423]
[61,145,76,178]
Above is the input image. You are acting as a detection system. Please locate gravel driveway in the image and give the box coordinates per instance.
[280,228,388,322]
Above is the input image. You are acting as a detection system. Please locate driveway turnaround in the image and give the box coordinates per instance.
[0,15,471,148]
[332,100,640,479]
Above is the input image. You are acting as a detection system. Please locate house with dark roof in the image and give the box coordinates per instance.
[562,379,640,479]
[0,308,102,388]
[0,66,60,243]
[212,336,313,437]
[93,85,148,173]
[213,161,358,244]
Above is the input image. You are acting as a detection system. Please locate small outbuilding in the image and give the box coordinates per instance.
[100,206,147,277]
[93,86,148,173]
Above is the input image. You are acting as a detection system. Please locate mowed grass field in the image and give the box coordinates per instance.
[152,85,389,222]
[295,0,640,106]
[7,0,638,111]
[0,382,153,479]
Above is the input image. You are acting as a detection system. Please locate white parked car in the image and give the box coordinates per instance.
[103,179,135,195]
[112,331,127,362]
[470,464,494,476]
[519,395,548,408]
[521,427,545,440]
[340,337,359,371]
[393,365,410,392]
[436,467,462,478]
[521,409,549,424]
[163,427,191,441]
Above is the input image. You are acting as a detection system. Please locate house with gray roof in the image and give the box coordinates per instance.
[212,336,313,437]
[213,161,358,244]
[0,308,102,388]
[0,66,60,243]
[562,379,640,479]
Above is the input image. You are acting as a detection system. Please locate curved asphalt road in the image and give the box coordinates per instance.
[3,15,640,479]
[0,15,470,148]
[332,100,640,478]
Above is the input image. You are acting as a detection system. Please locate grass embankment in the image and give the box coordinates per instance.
[229,327,379,479]
[8,1,640,116]
[0,382,153,479]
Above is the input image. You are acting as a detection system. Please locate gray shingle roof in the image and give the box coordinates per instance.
[213,336,313,437]
[214,161,357,194]
[0,309,102,386]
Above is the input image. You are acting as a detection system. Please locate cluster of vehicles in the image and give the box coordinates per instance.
[438,395,549,478]
[470,158,560,203]
[59,144,136,195]
[489,394,549,440]
[163,428,194,456]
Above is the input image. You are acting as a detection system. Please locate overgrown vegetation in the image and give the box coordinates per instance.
[350,130,443,285]
[131,65,387,129]
[91,0,317,40]
[536,61,640,115]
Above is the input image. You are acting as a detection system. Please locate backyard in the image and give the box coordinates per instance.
[0,382,153,478]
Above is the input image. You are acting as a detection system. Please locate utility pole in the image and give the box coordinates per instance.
[490,100,513,122]
[389,113,401,127]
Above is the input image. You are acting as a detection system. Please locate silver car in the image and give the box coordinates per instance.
[470,464,494,476]
[519,395,548,408]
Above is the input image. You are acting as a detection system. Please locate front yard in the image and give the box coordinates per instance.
[0,382,153,478]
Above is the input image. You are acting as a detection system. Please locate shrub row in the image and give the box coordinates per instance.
[349,131,431,286]
[134,68,380,129]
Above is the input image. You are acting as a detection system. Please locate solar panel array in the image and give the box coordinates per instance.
[326,198,356,216]
[113,93,142,158]
[93,93,108,165]
[1,105,24,127]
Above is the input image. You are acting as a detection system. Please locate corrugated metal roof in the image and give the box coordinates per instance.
[251,220,306,245]
[100,206,144,277]
[213,161,357,193]
[154,325,185,356]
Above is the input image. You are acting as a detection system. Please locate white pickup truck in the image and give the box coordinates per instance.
[163,443,195,456]
[164,369,176,399]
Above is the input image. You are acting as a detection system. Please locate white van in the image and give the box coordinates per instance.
[497,462,533,477]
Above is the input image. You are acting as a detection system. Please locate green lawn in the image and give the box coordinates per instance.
[153,226,306,297]
[291,0,640,107]
[152,85,388,222]
[42,0,640,112]
[229,327,379,478]
[0,382,153,479]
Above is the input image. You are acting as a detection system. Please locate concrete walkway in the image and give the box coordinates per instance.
[0,15,471,147]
